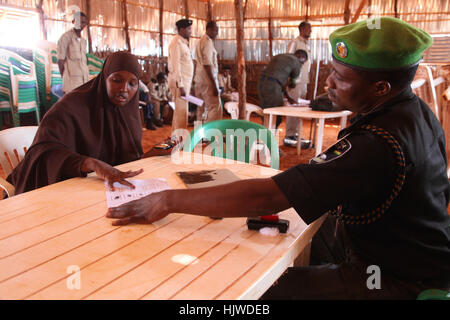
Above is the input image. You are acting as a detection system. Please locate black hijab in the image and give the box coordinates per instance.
[8,51,143,194]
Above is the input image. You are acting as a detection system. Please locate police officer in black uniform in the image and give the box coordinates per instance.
[106,17,450,299]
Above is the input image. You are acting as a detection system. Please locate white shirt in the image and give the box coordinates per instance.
[287,36,311,84]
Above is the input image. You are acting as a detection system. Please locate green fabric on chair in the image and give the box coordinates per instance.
[184,119,280,170]
[417,289,450,300]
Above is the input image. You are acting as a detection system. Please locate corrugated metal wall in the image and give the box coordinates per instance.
[0,0,448,62]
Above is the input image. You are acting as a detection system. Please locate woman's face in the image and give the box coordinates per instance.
[106,71,139,107]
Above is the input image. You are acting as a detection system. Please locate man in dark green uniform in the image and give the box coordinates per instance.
[258,50,307,109]
[258,50,311,147]
[106,17,450,299]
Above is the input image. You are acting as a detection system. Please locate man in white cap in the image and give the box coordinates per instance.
[168,19,194,140]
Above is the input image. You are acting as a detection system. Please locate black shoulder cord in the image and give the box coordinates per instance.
[326,124,406,225]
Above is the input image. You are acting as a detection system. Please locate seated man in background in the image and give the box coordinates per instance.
[149,72,172,127]
[107,18,450,299]
[139,80,157,130]
[218,65,238,103]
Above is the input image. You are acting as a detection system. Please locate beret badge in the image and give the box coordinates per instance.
[336,42,348,58]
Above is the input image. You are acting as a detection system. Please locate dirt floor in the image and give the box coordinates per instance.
[140,113,342,171]
[0,111,342,177]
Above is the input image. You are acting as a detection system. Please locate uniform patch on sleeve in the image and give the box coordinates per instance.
[310,138,352,164]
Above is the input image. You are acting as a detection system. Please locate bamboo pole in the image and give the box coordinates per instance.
[184,0,189,19]
[305,0,310,21]
[268,0,272,59]
[207,0,212,22]
[159,0,164,57]
[36,0,47,40]
[344,0,351,25]
[394,0,399,18]
[351,0,368,23]
[235,0,246,119]
[122,0,132,52]
[85,0,93,53]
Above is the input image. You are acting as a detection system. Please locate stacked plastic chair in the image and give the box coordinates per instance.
[87,53,104,79]
[0,60,13,129]
[0,49,40,127]
[49,48,63,107]
[33,48,49,115]
[34,41,62,112]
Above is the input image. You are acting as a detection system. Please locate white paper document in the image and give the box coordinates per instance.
[168,101,175,110]
[105,178,171,208]
[297,98,311,105]
[181,94,204,106]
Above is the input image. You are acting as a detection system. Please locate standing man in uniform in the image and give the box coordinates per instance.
[107,17,450,299]
[168,19,194,140]
[257,50,308,130]
[285,21,312,147]
[57,11,90,94]
[194,21,221,124]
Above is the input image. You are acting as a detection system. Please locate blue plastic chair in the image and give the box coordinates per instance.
[50,83,64,100]
[184,119,280,170]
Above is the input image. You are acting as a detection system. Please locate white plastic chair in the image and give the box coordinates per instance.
[223,102,271,166]
[224,101,264,121]
[0,126,38,197]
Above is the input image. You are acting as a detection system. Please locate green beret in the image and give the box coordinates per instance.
[329,17,432,69]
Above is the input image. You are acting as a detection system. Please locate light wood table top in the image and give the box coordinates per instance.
[0,153,325,300]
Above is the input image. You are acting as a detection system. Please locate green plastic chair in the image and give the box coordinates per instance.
[0,61,13,129]
[0,49,40,126]
[87,53,104,79]
[184,119,280,170]
[417,289,450,300]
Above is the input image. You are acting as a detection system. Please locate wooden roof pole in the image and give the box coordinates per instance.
[344,0,351,25]
[122,0,131,52]
[184,0,189,19]
[159,0,164,57]
[207,0,212,22]
[85,0,93,53]
[36,0,47,40]
[394,0,399,18]
[235,0,246,119]
[351,0,368,24]
[268,0,273,59]
[305,0,310,21]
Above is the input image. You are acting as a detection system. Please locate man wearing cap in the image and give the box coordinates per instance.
[168,19,194,138]
[285,21,312,147]
[57,11,90,94]
[107,17,450,299]
[194,21,221,124]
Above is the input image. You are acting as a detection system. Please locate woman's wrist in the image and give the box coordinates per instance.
[81,157,96,174]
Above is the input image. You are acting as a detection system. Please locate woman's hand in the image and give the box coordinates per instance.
[106,191,169,226]
[82,157,143,190]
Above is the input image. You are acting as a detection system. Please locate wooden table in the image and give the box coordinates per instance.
[264,106,352,156]
[0,154,325,300]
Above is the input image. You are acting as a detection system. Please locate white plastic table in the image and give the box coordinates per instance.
[263,106,352,156]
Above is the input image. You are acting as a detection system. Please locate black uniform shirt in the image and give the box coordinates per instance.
[272,88,450,286]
